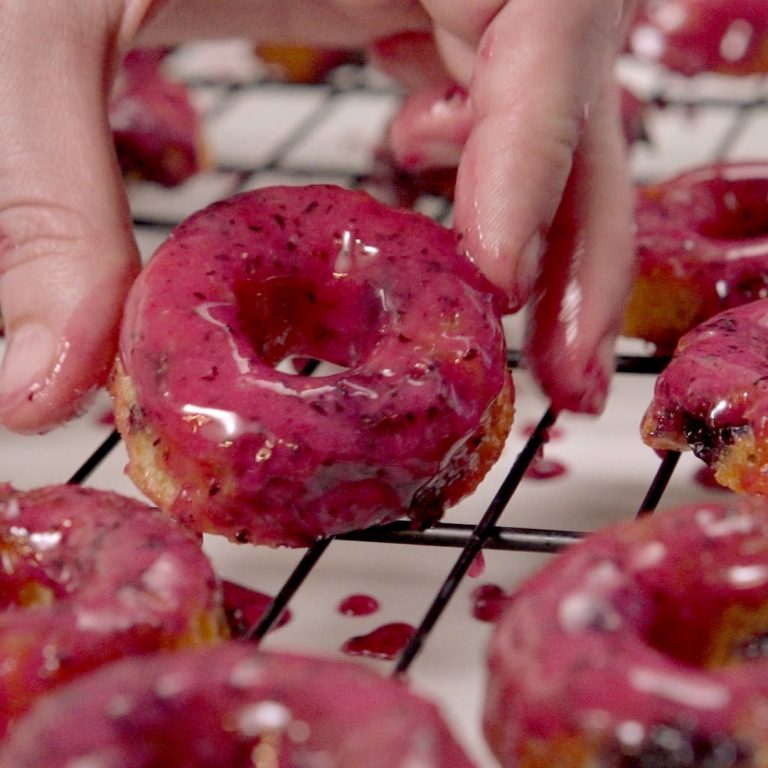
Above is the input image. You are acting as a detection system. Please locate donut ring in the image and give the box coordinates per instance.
[0,483,225,735]
[114,184,513,547]
[485,498,768,767]
[623,162,768,352]
[629,0,768,76]
[642,298,768,494]
[0,643,478,767]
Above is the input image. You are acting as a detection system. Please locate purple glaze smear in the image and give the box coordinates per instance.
[486,498,768,766]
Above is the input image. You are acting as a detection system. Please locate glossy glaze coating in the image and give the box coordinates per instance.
[117,184,513,546]
[110,48,205,187]
[624,162,768,351]
[0,483,225,736]
[642,299,768,494]
[0,644,478,768]
[630,0,768,76]
[486,499,768,767]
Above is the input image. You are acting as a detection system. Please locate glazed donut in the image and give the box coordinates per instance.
[623,161,768,353]
[642,298,768,494]
[485,497,768,767]
[113,184,514,547]
[0,643,478,767]
[629,0,768,76]
[0,483,225,735]
[377,84,646,207]
[110,48,207,187]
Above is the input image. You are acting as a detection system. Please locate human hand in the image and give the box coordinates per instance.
[377,1,640,414]
[0,1,635,435]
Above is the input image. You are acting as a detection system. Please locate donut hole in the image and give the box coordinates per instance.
[691,178,768,240]
[234,275,384,372]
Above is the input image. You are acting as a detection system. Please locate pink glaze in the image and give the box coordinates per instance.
[0,483,223,736]
[96,408,115,426]
[387,84,472,174]
[642,299,768,465]
[109,48,203,187]
[525,454,568,481]
[630,0,768,76]
[338,593,380,616]
[468,551,486,578]
[471,583,508,623]
[221,580,290,637]
[341,622,415,660]
[119,185,511,546]
[633,161,768,350]
[486,499,768,766]
[521,422,565,441]
[0,644,478,767]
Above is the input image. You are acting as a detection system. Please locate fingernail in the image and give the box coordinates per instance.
[0,323,56,409]
[509,232,543,310]
[582,334,617,414]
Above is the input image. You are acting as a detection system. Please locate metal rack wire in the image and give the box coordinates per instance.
[52,48,768,762]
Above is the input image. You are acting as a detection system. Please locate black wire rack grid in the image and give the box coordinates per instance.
[66,51,768,684]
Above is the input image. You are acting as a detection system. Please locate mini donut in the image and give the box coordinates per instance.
[0,643,478,767]
[623,161,768,353]
[376,84,646,207]
[485,497,768,767]
[629,0,768,76]
[113,184,513,547]
[0,483,226,735]
[110,48,207,187]
[642,298,768,494]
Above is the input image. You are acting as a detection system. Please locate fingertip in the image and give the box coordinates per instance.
[453,145,546,311]
[0,323,59,428]
[0,255,139,434]
[527,323,616,415]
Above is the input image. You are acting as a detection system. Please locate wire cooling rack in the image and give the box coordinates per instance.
[4,42,768,766]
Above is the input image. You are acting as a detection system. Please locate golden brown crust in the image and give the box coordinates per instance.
[111,359,514,536]
[440,372,514,507]
[622,274,705,353]
[111,360,181,512]
[713,431,768,496]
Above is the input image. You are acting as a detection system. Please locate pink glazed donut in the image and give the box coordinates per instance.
[629,0,768,76]
[642,298,768,495]
[485,498,768,767]
[109,48,207,187]
[0,483,225,736]
[114,184,514,547]
[623,162,768,352]
[0,644,478,767]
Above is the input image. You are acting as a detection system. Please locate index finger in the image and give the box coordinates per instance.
[458,0,633,305]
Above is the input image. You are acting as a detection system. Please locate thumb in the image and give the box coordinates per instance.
[0,4,140,433]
